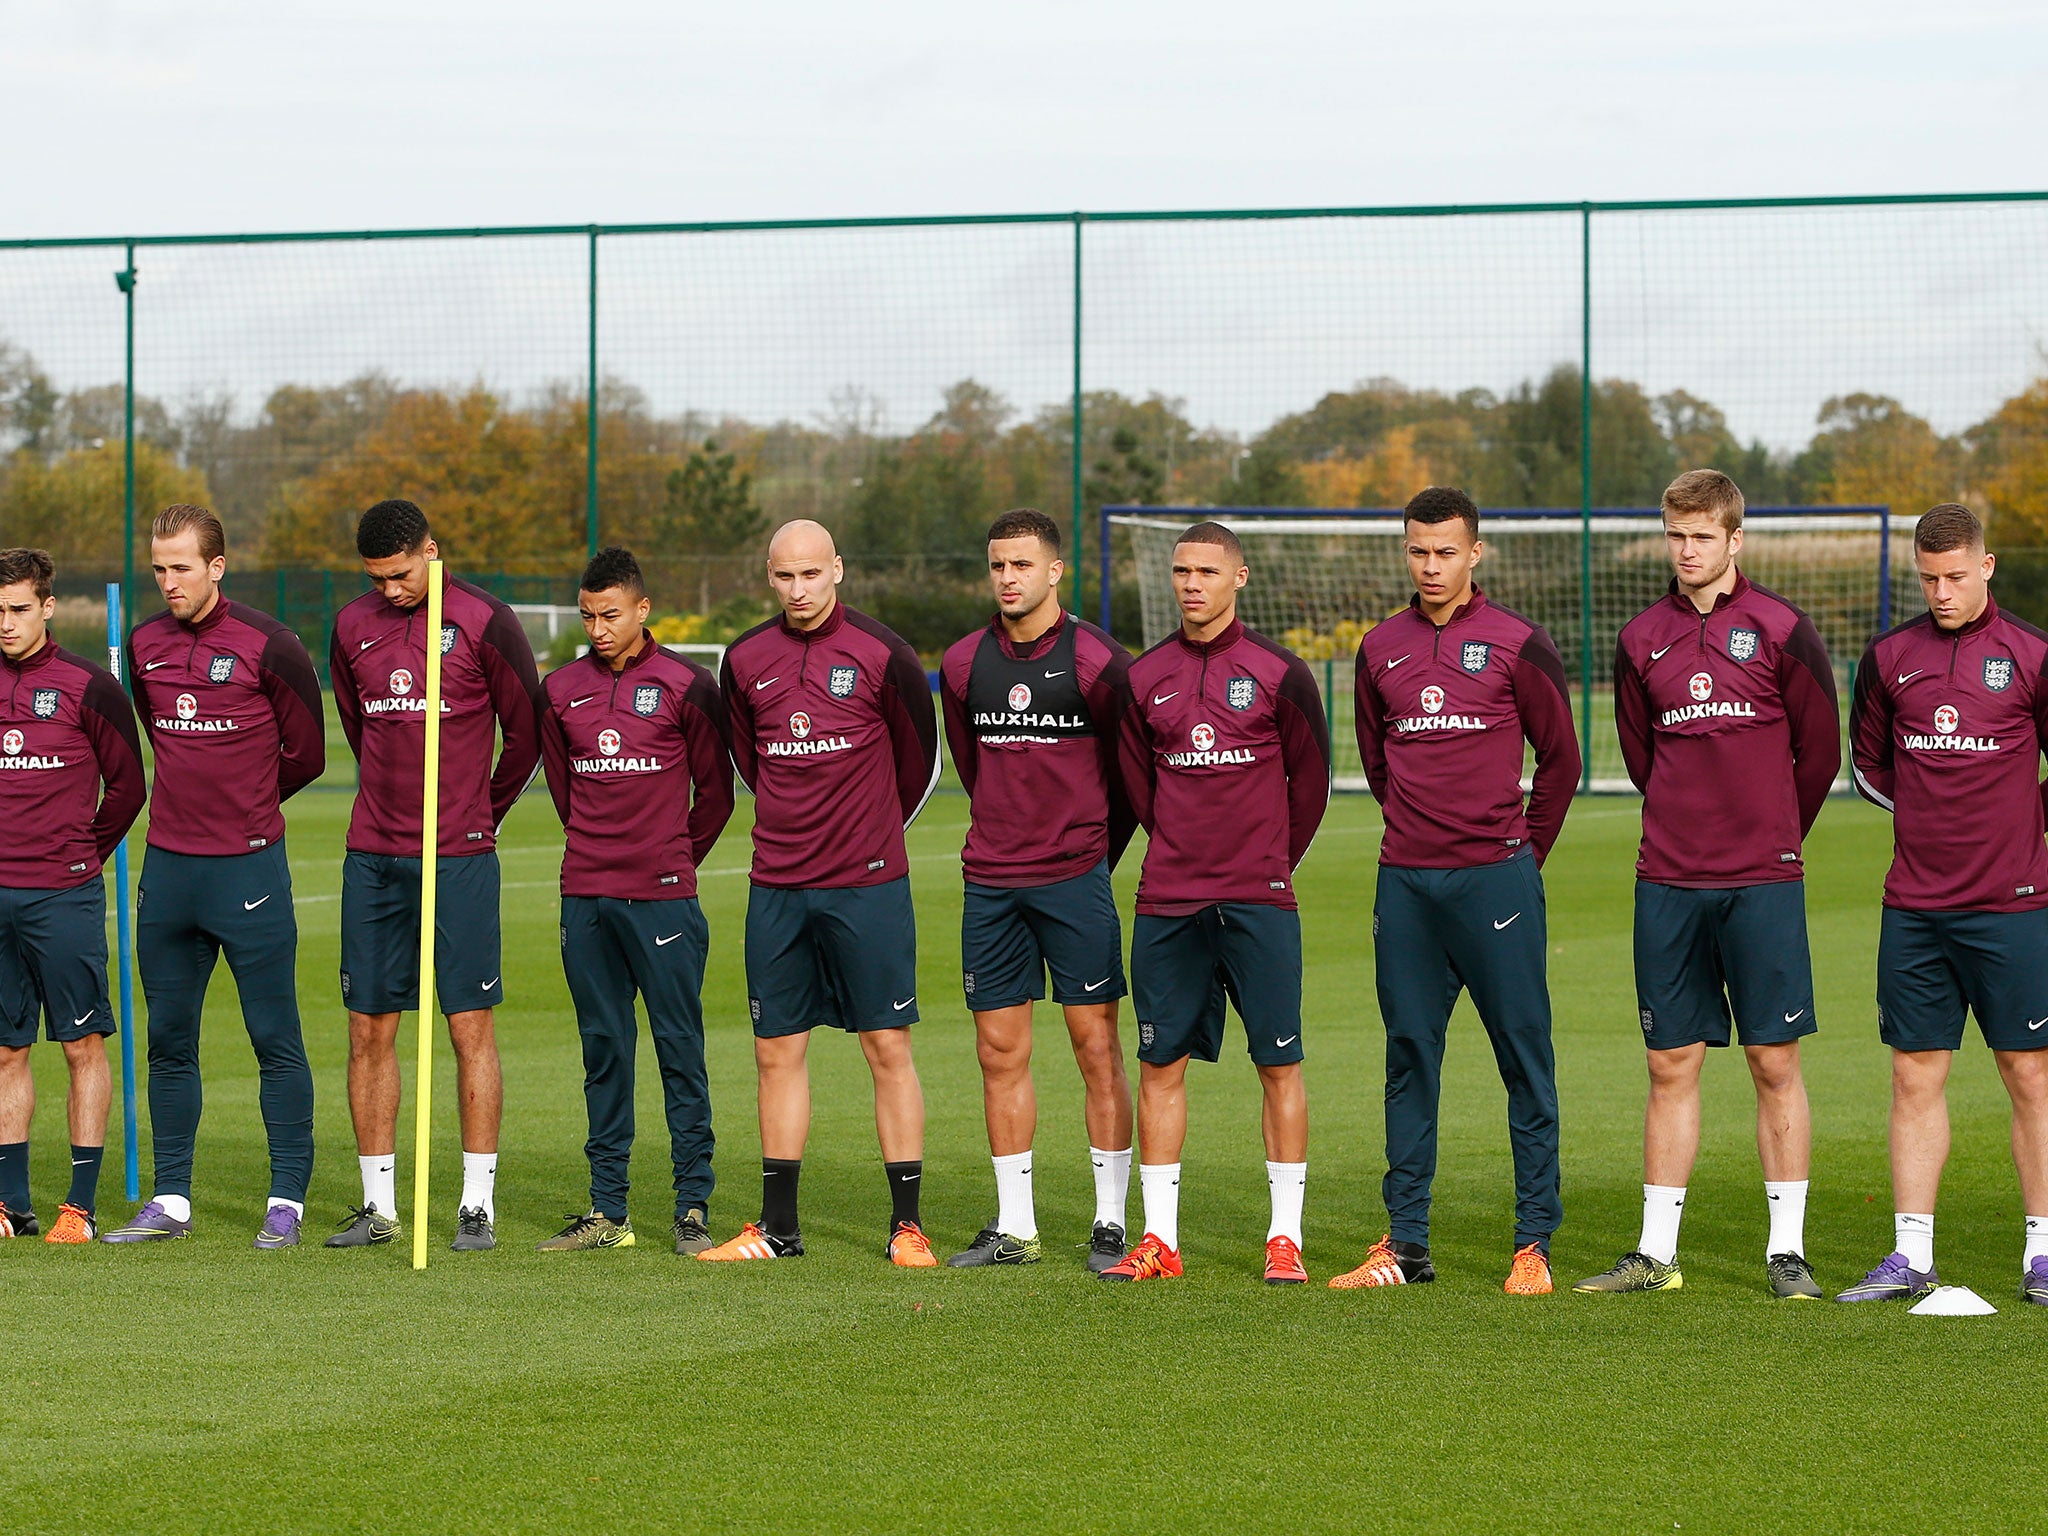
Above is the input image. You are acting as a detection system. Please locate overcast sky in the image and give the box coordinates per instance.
[5,0,2043,237]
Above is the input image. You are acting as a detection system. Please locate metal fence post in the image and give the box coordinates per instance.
[1578,204,1594,791]
[1070,212,1085,618]
[118,243,137,620]
[587,225,600,559]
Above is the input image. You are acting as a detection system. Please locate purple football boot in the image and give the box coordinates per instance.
[100,1200,194,1243]
[254,1204,302,1250]
[1835,1251,1937,1302]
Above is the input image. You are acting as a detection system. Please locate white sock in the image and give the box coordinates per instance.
[1091,1145,1131,1231]
[268,1198,305,1217]
[461,1152,498,1222]
[1265,1160,1306,1245]
[1139,1162,1181,1251]
[2024,1215,2048,1266]
[1764,1179,1808,1258]
[1639,1184,1686,1265]
[1895,1211,1935,1271]
[153,1194,192,1222]
[992,1150,1036,1240]
[360,1154,397,1219]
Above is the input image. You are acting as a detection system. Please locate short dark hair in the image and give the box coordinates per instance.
[152,504,227,562]
[1662,469,1744,532]
[986,508,1061,554]
[0,548,54,601]
[356,499,431,561]
[1404,486,1480,539]
[580,545,646,599]
[1174,520,1245,565]
[1914,503,1984,555]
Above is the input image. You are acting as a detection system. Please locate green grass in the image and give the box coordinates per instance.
[7,787,2039,1533]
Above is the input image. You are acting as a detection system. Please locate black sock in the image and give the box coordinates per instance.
[760,1158,801,1239]
[0,1141,27,1215]
[885,1160,923,1230]
[66,1146,103,1215]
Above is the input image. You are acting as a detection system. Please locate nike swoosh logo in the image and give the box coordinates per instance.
[358,637,380,651]
[655,933,683,946]
[893,997,915,1011]
[482,977,500,990]
[379,1164,393,1173]
[569,695,595,708]
[1784,1009,1806,1024]
[143,660,169,671]
[1152,692,1178,705]
[244,895,271,910]
[1896,669,1924,685]
[898,1172,921,1182]
[1649,643,1674,661]
[1275,1034,1298,1047]
[2031,1018,2047,1032]
[73,1010,94,1026]
[1043,670,1066,679]
[1083,977,1111,992]
[754,677,779,691]
[1385,655,1411,670]
[1494,913,1520,929]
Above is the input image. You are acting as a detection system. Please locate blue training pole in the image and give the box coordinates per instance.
[105,584,139,1201]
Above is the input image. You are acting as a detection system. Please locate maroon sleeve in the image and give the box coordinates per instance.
[939,660,976,800]
[682,667,736,866]
[1849,638,1895,811]
[538,694,572,826]
[1612,635,1653,795]
[1778,613,1842,836]
[1088,640,1139,869]
[124,629,155,749]
[479,603,545,829]
[1514,627,1580,865]
[1277,656,1333,868]
[1118,695,1156,833]
[720,649,759,794]
[1353,640,1389,803]
[329,622,363,761]
[2033,647,2048,826]
[879,637,940,826]
[82,669,145,858]
[260,625,327,802]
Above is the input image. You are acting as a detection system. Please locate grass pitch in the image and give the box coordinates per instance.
[6,785,2039,1533]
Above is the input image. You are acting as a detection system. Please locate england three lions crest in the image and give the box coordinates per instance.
[1726,628,1759,663]
[634,685,663,716]
[208,654,237,684]
[31,689,58,719]
[1460,642,1491,674]
[440,624,458,655]
[1227,676,1256,711]
[1984,656,2014,692]
[828,666,858,699]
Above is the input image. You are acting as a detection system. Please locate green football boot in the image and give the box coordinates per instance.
[946,1224,1043,1267]
[324,1204,399,1248]
[672,1207,712,1256]
[1767,1252,1823,1300]
[537,1212,635,1251]
[1572,1250,1683,1294]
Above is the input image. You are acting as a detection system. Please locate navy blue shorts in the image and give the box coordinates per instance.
[746,878,919,1038]
[0,880,114,1048]
[961,860,1125,1011]
[1634,880,1818,1050]
[339,850,504,1016]
[1877,906,2048,1053]
[1130,903,1302,1067]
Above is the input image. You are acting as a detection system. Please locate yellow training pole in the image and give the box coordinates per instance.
[412,560,445,1271]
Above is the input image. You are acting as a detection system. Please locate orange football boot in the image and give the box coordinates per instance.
[1504,1242,1553,1295]
[1329,1234,1432,1288]
[1264,1235,1307,1284]
[886,1221,939,1267]
[1096,1232,1183,1282]
[44,1203,95,1244]
[696,1221,799,1261]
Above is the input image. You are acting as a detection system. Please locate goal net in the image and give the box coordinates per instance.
[1105,506,1905,790]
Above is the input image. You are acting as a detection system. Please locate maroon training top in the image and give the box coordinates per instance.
[539,638,736,900]
[940,610,1136,887]
[1614,574,1840,887]
[1119,617,1332,915]
[130,598,326,856]
[0,641,145,889]
[721,601,940,890]
[1355,589,1580,869]
[329,578,544,858]
[1851,594,2048,912]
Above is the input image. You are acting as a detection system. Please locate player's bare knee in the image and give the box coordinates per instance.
[445,1008,497,1059]
[59,1035,105,1070]
[1644,1043,1705,1092]
[859,1025,915,1073]
[1995,1049,2048,1108]
[1744,1041,1803,1097]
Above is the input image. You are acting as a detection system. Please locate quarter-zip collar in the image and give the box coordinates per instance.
[782,600,847,644]
[1174,615,1243,657]
[1409,586,1490,629]
[176,592,230,636]
[1,637,57,676]
[1936,592,2000,641]
[1664,571,1751,617]
[995,608,1067,660]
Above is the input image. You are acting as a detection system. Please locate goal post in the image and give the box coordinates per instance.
[1101,503,1898,791]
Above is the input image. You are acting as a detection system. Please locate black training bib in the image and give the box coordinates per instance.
[966,618,1096,742]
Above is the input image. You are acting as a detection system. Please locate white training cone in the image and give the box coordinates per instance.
[1909,1285,1997,1316]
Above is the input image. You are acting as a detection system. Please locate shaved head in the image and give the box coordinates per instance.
[766,519,844,631]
